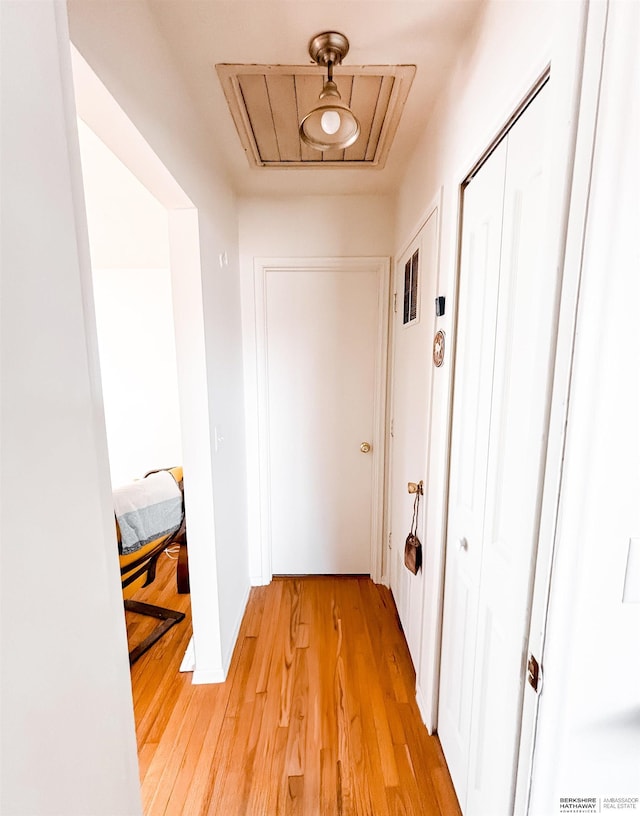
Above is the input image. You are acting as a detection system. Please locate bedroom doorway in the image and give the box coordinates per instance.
[76,115,191,665]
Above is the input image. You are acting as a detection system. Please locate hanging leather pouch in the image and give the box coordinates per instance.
[404,491,422,575]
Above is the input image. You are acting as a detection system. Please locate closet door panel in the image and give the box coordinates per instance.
[467,84,552,816]
[437,140,507,809]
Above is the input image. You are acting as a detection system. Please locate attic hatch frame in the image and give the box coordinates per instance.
[216,63,416,169]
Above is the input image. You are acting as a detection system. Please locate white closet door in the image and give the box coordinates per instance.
[466,85,551,816]
[438,82,551,816]
[437,140,507,806]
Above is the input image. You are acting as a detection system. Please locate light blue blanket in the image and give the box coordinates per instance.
[113,471,183,556]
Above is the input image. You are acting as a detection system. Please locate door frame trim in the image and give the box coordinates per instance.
[253,256,390,584]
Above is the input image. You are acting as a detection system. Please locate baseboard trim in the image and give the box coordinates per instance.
[222,583,251,675]
[416,682,436,736]
[179,636,195,673]
[191,583,251,685]
[251,573,270,587]
[192,667,226,685]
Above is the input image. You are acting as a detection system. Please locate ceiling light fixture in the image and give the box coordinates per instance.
[299,31,360,152]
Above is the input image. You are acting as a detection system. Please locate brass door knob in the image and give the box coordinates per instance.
[360,442,372,453]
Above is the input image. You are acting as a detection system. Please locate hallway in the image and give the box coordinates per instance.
[130,559,459,815]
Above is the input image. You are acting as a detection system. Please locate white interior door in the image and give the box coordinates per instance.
[438,140,507,804]
[466,84,551,816]
[262,261,386,575]
[388,212,438,664]
[439,83,552,815]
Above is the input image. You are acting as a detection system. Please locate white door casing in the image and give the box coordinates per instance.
[439,82,553,815]
[254,257,389,579]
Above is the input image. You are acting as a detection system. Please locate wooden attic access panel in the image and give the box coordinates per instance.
[216,63,416,168]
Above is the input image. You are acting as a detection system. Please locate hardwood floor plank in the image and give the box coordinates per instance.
[224,635,258,719]
[284,774,305,816]
[137,742,158,783]
[343,581,397,800]
[397,702,460,815]
[386,699,409,747]
[246,590,296,813]
[161,688,226,816]
[309,580,339,816]
[277,579,301,728]
[140,682,196,812]
[388,742,436,816]
[261,724,289,816]
[202,711,239,815]
[283,646,309,776]
[241,583,267,638]
[177,688,235,816]
[330,580,380,815]
[208,698,263,816]
[127,563,460,816]
[361,580,413,705]
[253,579,284,695]
[432,765,464,816]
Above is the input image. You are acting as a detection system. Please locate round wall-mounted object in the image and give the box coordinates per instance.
[433,330,445,367]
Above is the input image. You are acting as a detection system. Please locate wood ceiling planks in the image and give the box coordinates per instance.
[265,75,301,162]
[217,64,416,169]
[366,75,395,162]
[238,75,280,161]
[344,75,382,162]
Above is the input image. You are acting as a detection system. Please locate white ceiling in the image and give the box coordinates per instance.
[145,0,485,197]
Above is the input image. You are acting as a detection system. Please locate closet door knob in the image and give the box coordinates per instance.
[360,442,372,453]
[459,537,469,552]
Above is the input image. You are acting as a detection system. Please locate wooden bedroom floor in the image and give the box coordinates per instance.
[127,555,461,816]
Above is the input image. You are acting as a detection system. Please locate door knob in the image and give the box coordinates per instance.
[459,537,469,552]
[360,442,372,453]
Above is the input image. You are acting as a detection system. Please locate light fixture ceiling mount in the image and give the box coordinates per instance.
[299,31,360,152]
[307,31,350,68]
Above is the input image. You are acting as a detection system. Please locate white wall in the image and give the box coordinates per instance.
[238,195,394,583]
[529,1,640,810]
[77,118,170,270]
[78,119,182,487]
[391,0,588,735]
[0,2,141,813]
[92,268,183,486]
[68,0,250,680]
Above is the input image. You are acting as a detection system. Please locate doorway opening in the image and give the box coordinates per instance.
[70,43,225,690]
[76,115,191,666]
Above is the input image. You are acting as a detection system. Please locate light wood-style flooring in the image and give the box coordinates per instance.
[126,554,461,816]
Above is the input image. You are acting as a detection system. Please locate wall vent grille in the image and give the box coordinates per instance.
[403,248,420,325]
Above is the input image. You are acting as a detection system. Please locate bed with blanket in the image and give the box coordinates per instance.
[114,466,187,664]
